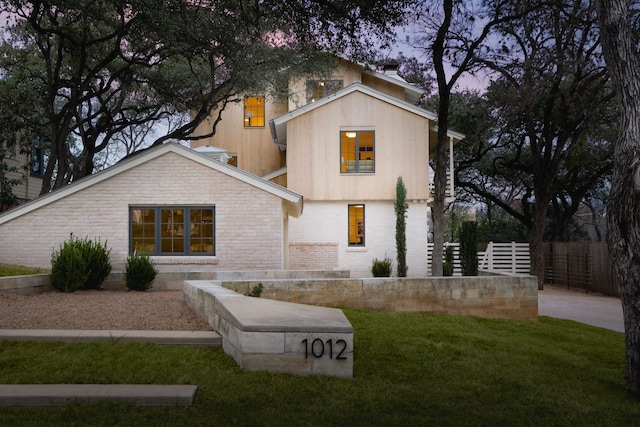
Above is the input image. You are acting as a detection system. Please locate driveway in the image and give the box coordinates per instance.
[538,284,624,333]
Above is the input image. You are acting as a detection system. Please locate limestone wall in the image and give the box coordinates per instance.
[222,273,538,321]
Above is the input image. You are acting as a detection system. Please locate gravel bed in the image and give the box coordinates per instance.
[0,290,212,331]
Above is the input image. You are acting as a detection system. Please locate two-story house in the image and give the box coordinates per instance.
[191,57,462,277]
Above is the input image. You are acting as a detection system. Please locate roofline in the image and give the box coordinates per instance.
[270,82,465,146]
[0,143,303,224]
[361,69,424,102]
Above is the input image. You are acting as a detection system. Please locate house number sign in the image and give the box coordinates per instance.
[301,338,348,360]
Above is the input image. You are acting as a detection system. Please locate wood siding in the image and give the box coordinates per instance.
[285,91,431,201]
[191,98,286,177]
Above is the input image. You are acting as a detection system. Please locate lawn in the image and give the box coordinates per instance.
[0,310,638,426]
[0,264,47,277]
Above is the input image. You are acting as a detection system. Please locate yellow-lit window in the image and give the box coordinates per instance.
[130,206,215,255]
[244,96,265,127]
[341,131,375,173]
[306,80,343,103]
[348,204,365,246]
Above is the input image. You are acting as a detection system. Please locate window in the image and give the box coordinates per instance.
[340,131,375,173]
[30,147,45,178]
[130,206,215,255]
[244,96,265,127]
[306,80,343,103]
[348,204,365,246]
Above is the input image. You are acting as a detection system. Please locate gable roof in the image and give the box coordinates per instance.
[269,82,464,146]
[0,143,303,225]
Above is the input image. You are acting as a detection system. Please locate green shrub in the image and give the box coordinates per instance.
[371,255,393,277]
[246,283,263,297]
[443,245,455,277]
[50,234,112,292]
[124,252,158,291]
[78,237,112,289]
[50,239,89,293]
[459,221,479,276]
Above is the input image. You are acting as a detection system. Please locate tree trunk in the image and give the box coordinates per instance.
[528,208,547,290]
[596,0,640,397]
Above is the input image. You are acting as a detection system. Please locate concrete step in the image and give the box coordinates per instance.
[0,329,221,347]
[0,384,197,406]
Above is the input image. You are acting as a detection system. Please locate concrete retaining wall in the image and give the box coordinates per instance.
[0,274,52,295]
[184,281,353,377]
[221,273,538,320]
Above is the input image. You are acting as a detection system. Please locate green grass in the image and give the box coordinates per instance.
[0,264,47,277]
[0,311,638,426]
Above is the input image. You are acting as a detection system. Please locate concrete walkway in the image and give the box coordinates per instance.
[538,284,624,333]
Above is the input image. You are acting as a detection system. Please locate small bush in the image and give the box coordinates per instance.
[371,255,393,277]
[78,237,112,289]
[50,234,112,292]
[443,245,455,277]
[124,252,158,291]
[50,240,89,293]
[246,283,263,297]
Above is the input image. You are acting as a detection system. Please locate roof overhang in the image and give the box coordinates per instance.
[361,69,424,104]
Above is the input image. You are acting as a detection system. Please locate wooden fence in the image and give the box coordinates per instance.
[542,242,618,297]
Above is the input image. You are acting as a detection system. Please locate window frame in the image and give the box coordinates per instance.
[348,204,365,247]
[243,96,265,128]
[340,130,375,174]
[129,206,215,256]
[306,80,344,103]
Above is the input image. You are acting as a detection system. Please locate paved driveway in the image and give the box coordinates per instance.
[538,284,624,333]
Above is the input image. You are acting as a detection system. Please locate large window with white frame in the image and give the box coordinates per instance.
[130,206,215,255]
[348,204,365,246]
[340,131,375,173]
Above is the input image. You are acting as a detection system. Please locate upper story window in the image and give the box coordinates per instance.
[30,147,45,178]
[244,96,265,127]
[306,80,343,103]
[340,131,375,173]
[130,206,215,256]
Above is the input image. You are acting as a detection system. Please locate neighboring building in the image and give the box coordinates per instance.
[1,147,44,209]
[0,143,302,272]
[191,57,462,277]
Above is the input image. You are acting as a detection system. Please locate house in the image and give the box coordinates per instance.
[191,57,463,277]
[1,146,44,210]
[0,143,302,272]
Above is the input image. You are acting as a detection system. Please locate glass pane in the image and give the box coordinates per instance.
[244,97,265,127]
[341,132,357,172]
[348,205,364,246]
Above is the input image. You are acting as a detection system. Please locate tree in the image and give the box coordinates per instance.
[432,1,615,288]
[596,0,640,398]
[0,0,410,194]
[407,0,528,276]
[395,176,408,277]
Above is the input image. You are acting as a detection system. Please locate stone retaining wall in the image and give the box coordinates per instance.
[221,273,538,320]
[183,281,353,377]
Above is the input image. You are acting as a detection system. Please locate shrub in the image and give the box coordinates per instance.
[78,237,112,289]
[371,255,393,277]
[459,221,479,276]
[395,176,409,277]
[443,245,455,277]
[50,239,89,293]
[50,234,112,292]
[124,252,158,291]
[246,283,263,297]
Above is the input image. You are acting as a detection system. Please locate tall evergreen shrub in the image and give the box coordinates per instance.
[395,176,408,277]
[459,221,479,276]
[50,234,112,292]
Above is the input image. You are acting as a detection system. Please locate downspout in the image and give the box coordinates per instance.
[269,119,287,151]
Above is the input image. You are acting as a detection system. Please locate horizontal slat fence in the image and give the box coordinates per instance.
[542,242,618,297]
